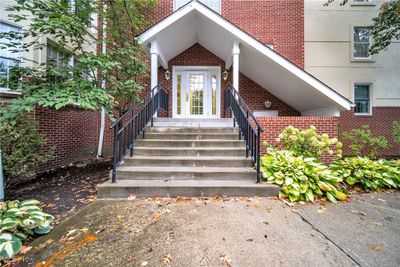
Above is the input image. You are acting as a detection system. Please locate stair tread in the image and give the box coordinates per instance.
[125,155,250,160]
[137,139,243,142]
[117,166,255,173]
[99,179,276,188]
[134,147,244,150]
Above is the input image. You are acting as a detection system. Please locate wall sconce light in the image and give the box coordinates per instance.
[222,70,229,81]
[264,100,272,109]
[164,70,171,80]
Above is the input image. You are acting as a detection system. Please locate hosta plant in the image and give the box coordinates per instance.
[0,200,54,259]
[261,148,347,203]
[275,125,342,160]
[330,157,400,191]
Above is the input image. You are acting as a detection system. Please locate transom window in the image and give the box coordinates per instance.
[174,0,221,13]
[353,27,371,59]
[354,84,371,114]
[0,22,21,90]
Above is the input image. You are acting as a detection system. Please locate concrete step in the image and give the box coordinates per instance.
[97,180,280,198]
[143,133,239,140]
[135,139,245,148]
[147,127,238,134]
[123,156,253,167]
[133,147,246,157]
[115,166,255,180]
[152,118,234,128]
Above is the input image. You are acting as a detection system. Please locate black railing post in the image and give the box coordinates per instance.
[256,126,261,183]
[151,88,154,127]
[111,124,118,183]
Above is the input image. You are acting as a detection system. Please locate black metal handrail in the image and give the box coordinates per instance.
[224,84,265,183]
[110,84,168,183]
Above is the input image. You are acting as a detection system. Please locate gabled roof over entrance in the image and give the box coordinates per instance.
[138,0,351,115]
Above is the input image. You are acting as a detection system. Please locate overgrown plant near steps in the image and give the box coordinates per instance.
[330,157,400,191]
[0,200,54,260]
[275,125,342,160]
[261,147,347,203]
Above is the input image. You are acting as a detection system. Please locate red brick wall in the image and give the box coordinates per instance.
[257,116,339,161]
[145,0,304,68]
[339,107,400,157]
[33,107,113,172]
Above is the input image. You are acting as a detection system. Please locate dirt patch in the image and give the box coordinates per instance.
[6,159,111,223]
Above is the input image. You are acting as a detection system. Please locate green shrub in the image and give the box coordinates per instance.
[0,199,54,259]
[261,148,347,203]
[330,157,400,191]
[0,115,52,188]
[393,121,400,145]
[341,125,388,159]
[275,125,342,160]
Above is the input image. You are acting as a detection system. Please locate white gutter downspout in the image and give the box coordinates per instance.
[97,7,107,157]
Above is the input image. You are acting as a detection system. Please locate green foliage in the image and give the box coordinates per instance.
[0,199,54,259]
[261,148,347,203]
[331,157,400,191]
[0,115,52,188]
[274,125,342,160]
[393,121,400,145]
[0,0,156,122]
[341,125,389,159]
[324,0,400,54]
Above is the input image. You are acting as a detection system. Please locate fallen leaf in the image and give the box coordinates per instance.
[20,246,32,254]
[253,204,260,208]
[141,261,148,266]
[369,244,381,252]
[153,212,161,221]
[351,210,367,216]
[127,195,137,201]
[372,222,383,226]
[162,254,173,264]
[246,238,254,242]
[263,221,269,225]
[219,253,232,267]
[127,256,137,262]
[317,207,326,214]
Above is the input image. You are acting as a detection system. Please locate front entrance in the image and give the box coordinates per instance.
[173,66,220,118]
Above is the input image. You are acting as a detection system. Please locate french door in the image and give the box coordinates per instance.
[173,67,220,118]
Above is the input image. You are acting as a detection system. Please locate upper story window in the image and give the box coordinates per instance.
[353,27,371,59]
[46,43,71,68]
[174,0,221,14]
[354,84,371,114]
[0,22,21,90]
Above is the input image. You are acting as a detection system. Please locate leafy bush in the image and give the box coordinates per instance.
[0,115,52,188]
[341,125,388,159]
[330,157,400,191]
[0,200,54,259]
[393,121,400,145]
[261,148,347,203]
[275,125,342,160]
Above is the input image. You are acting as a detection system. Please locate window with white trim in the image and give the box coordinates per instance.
[0,22,21,90]
[354,84,371,114]
[46,43,71,68]
[174,0,221,13]
[353,27,371,59]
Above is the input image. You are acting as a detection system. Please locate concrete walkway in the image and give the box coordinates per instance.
[27,192,400,267]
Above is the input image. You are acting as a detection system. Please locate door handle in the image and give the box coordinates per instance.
[186,92,189,102]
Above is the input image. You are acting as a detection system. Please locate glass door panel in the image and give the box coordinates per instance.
[187,72,206,117]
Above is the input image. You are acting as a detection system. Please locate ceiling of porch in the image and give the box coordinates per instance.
[138,1,351,116]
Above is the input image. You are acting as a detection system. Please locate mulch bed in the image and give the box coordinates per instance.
[6,158,111,224]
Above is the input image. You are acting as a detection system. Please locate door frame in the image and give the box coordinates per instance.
[172,66,221,118]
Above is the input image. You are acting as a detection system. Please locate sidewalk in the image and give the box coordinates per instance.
[26,192,399,266]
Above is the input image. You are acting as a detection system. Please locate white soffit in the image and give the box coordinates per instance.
[138,1,351,113]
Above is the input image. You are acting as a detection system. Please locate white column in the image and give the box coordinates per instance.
[232,41,240,92]
[150,41,158,91]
